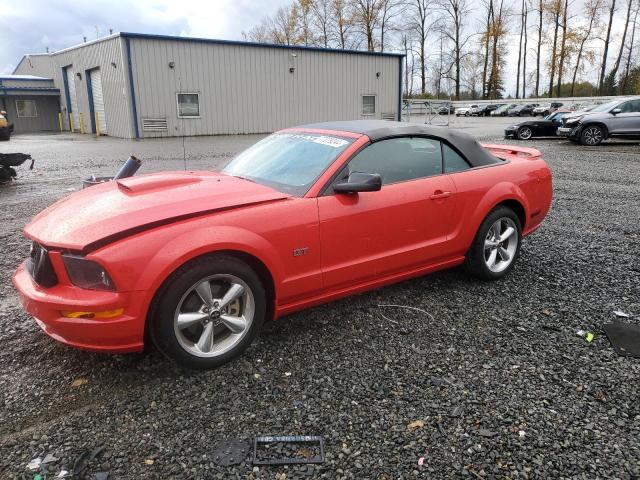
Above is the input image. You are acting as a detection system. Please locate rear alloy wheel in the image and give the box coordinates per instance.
[517,126,533,140]
[581,125,604,146]
[150,255,266,369]
[465,206,522,280]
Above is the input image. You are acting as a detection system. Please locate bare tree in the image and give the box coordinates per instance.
[515,0,526,98]
[620,1,639,92]
[438,0,471,99]
[481,0,494,98]
[331,0,354,48]
[353,0,382,51]
[570,0,603,95]
[598,0,617,93]
[379,0,405,51]
[534,0,543,96]
[609,0,634,84]
[407,0,436,94]
[522,0,529,96]
[555,0,569,96]
[547,0,562,97]
[312,0,332,47]
[486,0,509,99]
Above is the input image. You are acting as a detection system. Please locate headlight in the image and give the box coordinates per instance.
[62,255,116,291]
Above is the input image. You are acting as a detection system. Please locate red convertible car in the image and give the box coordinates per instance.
[13,121,552,369]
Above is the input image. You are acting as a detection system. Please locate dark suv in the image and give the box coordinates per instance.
[558,97,640,145]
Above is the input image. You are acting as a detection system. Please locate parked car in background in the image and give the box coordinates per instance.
[477,104,505,116]
[0,111,12,141]
[507,104,539,117]
[504,110,573,140]
[455,104,480,116]
[533,102,563,116]
[13,120,553,369]
[491,104,517,116]
[558,97,640,145]
[436,105,455,115]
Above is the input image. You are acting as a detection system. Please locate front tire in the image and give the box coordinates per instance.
[465,206,522,280]
[150,254,266,369]
[517,126,533,140]
[580,125,604,146]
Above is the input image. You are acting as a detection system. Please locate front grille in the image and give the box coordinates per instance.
[26,241,58,287]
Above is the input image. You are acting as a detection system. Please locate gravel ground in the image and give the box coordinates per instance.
[0,125,639,479]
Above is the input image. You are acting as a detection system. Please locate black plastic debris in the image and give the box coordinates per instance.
[83,155,142,188]
[0,152,33,183]
[604,322,640,358]
[210,438,251,466]
[253,435,325,466]
[72,444,106,477]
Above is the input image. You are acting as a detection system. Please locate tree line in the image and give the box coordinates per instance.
[243,0,640,99]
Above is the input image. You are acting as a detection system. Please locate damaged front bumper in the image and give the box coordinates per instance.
[12,261,145,353]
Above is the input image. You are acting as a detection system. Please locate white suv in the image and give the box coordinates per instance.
[455,105,479,117]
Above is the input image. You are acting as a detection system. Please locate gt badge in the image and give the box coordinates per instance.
[293,247,309,257]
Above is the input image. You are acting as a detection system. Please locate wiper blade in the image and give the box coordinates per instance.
[232,174,257,184]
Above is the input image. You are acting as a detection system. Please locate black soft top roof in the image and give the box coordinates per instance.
[300,120,501,167]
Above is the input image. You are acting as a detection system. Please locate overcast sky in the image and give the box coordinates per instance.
[0,0,624,96]
[0,0,291,74]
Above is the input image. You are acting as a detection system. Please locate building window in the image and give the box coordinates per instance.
[362,95,376,115]
[176,93,200,118]
[16,100,38,118]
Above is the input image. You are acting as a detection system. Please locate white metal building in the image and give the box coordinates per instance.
[13,33,403,139]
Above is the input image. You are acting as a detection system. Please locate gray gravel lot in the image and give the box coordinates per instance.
[0,120,639,479]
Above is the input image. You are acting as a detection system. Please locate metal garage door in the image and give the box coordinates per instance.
[90,69,108,135]
[65,67,79,131]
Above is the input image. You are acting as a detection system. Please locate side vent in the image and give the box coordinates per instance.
[142,118,168,132]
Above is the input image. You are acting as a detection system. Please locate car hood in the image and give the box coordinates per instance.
[25,171,290,252]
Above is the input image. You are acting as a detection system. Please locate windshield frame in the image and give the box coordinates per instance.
[590,99,623,113]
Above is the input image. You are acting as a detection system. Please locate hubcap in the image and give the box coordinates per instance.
[584,127,602,145]
[519,128,532,139]
[484,218,518,273]
[173,274,254,358]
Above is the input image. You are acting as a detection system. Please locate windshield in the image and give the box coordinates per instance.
[590,100,621,112]
[221,132,354,196]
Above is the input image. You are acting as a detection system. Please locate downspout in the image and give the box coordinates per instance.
[397,56,403,121]
[124,36,140,139]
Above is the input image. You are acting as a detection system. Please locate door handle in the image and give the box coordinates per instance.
[430,190,451,200]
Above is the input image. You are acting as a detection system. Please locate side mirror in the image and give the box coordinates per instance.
[334,172,382,194]
[611,108,622,114]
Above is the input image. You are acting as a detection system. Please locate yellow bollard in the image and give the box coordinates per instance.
[58,113,63,132]
[79,113,85,134]
[95,111,101,136]
[69,113,74,133]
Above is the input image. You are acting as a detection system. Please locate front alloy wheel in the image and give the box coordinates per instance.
[581,126,604,146]
[517,126,533,140]
[150,255,266,369]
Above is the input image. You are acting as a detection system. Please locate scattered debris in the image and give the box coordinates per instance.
[144,459,154,465]
[477,429,498,438]
[72,444,105,477]
[518,430,526,437]
[613,310,630,318]
[378,304,435,323]
[71,378,89,388]
[449,405,464,418]
[407,420,425,432]
[603,322,640,358]
[42,453,59,465]
[211,438,251,466]
[576,330,595,343]
[253,435,325,465]
[417,457,425,466]
[27,457,42,471]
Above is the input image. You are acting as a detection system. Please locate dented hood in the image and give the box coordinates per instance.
[25,171,290,252]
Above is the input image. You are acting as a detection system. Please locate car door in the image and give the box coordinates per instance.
[608,99,640,135]
[317,137,456,291]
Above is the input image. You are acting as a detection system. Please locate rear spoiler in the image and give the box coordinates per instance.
[481,143,542,159]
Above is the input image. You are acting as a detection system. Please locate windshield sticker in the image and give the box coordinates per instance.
[278,133,350,148]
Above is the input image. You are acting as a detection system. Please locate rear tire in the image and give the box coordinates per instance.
[149,254,266,369]
[517,126,533,140]
[465,206,522,281]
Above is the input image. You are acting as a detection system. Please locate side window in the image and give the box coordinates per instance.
[443,143,471,174]
[619,100,640,113]
[347,137,442,185]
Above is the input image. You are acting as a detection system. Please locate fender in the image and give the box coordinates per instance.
[453,181,530,251]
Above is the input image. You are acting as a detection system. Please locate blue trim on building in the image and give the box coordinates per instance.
[120,32,404,58]
[397,57,403,121]
[62,67,72,113]
[125,37,140,139]
[0,87,59,94]
[0,76,53,82]
[86,69,96,134]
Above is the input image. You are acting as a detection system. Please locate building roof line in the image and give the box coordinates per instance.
[119,32,405,57]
